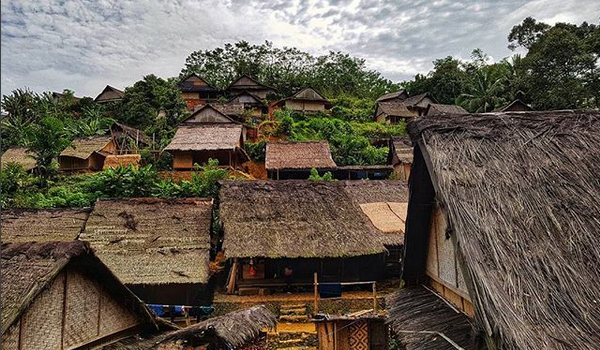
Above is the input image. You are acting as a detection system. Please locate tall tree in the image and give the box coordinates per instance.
[27,116,72,177]
[457,71,506,112]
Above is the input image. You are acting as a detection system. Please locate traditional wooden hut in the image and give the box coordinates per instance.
[0,241,159,350]
[424,103,467,116]
[219,181,404,293]
[376,90,408,103]
[95,85,125,104]
[271,87,331,113]
[314,311,388,350]
[105,305,276,350]
[79,198,213,306]
[179,73,222,110]
[1,208,91,243]
[388,110,600,349]
[388,136,413,181]
[265,141,337,179]
[227,90,268,116]
[1,147,36,172]
[493,99,533,112]
[375,93,437,124]
[110,122,151,150]
[59,136,117,171]
[226,75,277,100]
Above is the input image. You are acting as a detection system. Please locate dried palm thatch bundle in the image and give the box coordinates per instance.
[402,110,600,349]
[1,208,91,243]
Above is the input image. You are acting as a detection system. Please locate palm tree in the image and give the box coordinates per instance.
[457,71,506,113]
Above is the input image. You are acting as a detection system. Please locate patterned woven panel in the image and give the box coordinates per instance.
[99,287,139,336]
[63,269,100,348]
[349,320,369,350]
[20,273,64,350]
[1,321,20,350]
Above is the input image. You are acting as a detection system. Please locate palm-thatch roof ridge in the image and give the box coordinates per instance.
[1,147,37,171]
[425,103,468,116]
[104,305,276,350]
[164,124,244,152]
[387,287,476,350]
[265,141,337,170]
[1,208,91,243]
[60,136,113,159]
[376,90,408,102]
[404,110,600,349]
[79,198,213,285]
[1,241,157,336]
[219,180,388,259]
[376,102,412,118]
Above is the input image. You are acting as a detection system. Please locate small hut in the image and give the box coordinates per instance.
[265,141,337,179]
[424,103,467,116]
[389,110,600,349]
[493,99,533,112]
[1,147,36,172]
[271,87,330,113]
[226,74,277,100]
[374,93,437,124]
[79,198,214,306]
[0,241,159,350]
[219,181,403,294]
[179,73,222,110]
[95,85,125,104]
[314,311,388,350]
[227,90,268,117]
[388,136,413,181]
[1,208,91,243]
[375,90,408,103]
[110,122,151,150]
[105,306,276,350]
[59,136,117,171]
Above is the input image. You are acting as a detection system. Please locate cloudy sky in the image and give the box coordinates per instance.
[1,0,598,97]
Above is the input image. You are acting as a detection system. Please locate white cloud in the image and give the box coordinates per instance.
[1,0,598,97]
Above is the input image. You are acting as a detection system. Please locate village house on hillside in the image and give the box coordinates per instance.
[226,90,268,117]
[165,105,249,170]
[376,90,409,103]
[218,180,408,294]
[493,98,534,112]
[388,136,413,181]
[59,135,117,171]
[179,73,222,110]
[79,198,214,306]
[389,110,600,349]
[104,305,276,350]
[226,74,277,100]
[374,92,437,124]
[95,85,125,104]
[271,87,331,113]
[1,208,91,243]
[0,241,159,350]
[1,147,36,172]
[265,141,337,179]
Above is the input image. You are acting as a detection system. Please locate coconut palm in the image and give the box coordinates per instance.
[457,71,506,113]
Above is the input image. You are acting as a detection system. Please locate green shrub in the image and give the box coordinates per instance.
[244,141,267,162]
[308,168,334,181]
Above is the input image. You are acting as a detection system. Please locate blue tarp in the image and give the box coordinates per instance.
[148,304,214,317]
[318,283,342,298]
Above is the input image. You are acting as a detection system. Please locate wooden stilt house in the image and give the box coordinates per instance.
[79,198,214,306]
[58,136,117,171]
[388,110,600,349]
[179,73,222,110]
[271,87,331,113]
[0,241,159,350]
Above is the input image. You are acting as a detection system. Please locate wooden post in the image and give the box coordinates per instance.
[372,282,377,311]
[313,272,319,315]
[226,259,239,294]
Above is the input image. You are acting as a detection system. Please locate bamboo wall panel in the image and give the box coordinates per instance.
[99,288,139,336]
[63,269,100,349]
[425,215,439,277]
[435,208,457,286]
[20,273,64,350]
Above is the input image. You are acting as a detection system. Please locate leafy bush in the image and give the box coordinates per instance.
[86,164,158,198]
[244,141,267,162]
[308,168,334,181]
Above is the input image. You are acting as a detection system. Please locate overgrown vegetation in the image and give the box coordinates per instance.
[307,168,334,181]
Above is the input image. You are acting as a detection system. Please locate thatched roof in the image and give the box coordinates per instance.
[1,208,91,243]
[105,306,275,350]
[227,74,276,92]
[95,85,124,103]
[1,241,157,336]
[60,136,113,159]
[288,87,327,101]
[403,110,600,349]
[425,103,468,116]
[376,90,408,102]
[164,124,243,152]
[376,102,412,117]
[1,147,36,171]
[265,141,337,171]
[389,136,413,164]
[493,99,533,112]
[219,181,404,259]
[79,198,213,285]
[112,122,151,145]
[387,287,476,350]
[179,73,220,93]
[402,92,437,106]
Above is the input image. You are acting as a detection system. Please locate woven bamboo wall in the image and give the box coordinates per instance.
[99,287,138,335]
[64,269,101,348]
[1,321,20,350]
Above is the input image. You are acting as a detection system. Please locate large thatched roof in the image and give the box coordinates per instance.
[1,241,157,336]
[376,102,412,117]
[219,181,408,259]
[164,124,243,152]
[387,287,476,350]
[402,110,600,349]
[389,136,413,164]
[1,208,91,243]
[376,90,408,102]
[60,136,113,159]
[105,305,275,350]
[1,147,36,171]
[265,141,337,171]
[79,198,213,285]
[425,103,468,116]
